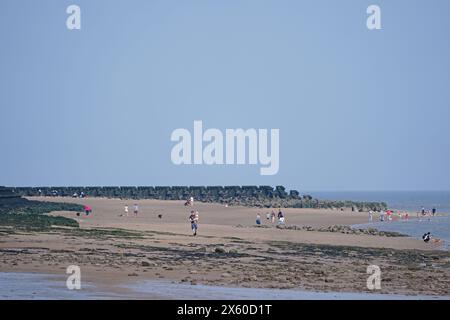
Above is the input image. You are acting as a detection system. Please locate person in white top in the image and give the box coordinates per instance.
[194,210,199,223]
[124,205,129,217]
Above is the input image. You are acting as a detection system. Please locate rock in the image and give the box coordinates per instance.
[221,273,232,278]
[228,249,238,254]
[215,247,226,254]
[128,272,138,277]
[141,260,152,267]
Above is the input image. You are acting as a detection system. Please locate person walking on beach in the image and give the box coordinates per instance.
[432,207,437,216]
[266,212,270,221]
[124,205,129,217]
[368,210,373,222]
[256,213,262,226]
[189,210,198,236]
[133,204,139,217]
[270,211,276,223]
[277,209,285,225]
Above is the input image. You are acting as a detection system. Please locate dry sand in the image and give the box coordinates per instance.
[1,197,449,297]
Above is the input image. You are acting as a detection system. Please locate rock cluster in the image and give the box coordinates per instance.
[274,224,406,237]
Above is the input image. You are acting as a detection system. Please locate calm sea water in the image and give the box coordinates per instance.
[309,191,450,251]
[353,216,450,251]
[309,191,450,213]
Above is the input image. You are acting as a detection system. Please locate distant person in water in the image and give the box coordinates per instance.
[256,213,261,225]
[133,204,139,216]
[189,210,198,236]
[387,210,392,221]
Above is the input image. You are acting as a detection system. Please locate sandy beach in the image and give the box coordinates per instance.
[1,197,449,297]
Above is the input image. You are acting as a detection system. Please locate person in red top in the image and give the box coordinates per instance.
[84,205,92,216]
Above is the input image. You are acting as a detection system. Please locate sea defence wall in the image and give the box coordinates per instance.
[0,186,28,207]
[9,186,387,211]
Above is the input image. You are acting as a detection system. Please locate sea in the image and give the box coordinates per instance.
[308,191,450,212]
[309,191,450,250]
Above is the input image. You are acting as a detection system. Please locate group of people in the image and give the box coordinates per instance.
[419,207,437,218]
[368,209,411,222]
[367,206,438,223]
[256,209,285,226]
[366,207,442,245]
[121,204,139,217]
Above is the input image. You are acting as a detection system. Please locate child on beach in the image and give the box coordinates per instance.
[271,210,276,223]
[133,204,139,216]
[256,213,261,226]
[380,210,385,222]
[84,205,92,216]
[124,205,129,217]
[368,210,373,222]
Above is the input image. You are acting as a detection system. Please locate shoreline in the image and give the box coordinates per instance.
[1,272,449,300]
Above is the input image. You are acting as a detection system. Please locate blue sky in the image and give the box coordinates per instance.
[1,0,449,191]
